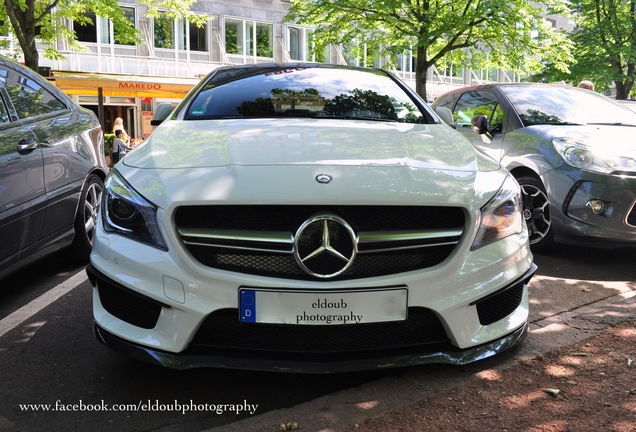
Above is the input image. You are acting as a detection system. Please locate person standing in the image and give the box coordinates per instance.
[113,117,130,143]
[111,129,132,165]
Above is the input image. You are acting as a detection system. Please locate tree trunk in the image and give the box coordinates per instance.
[415,46,428,102]
[5,0,40,72]
[615,80,634,100]
[22,44,39,72]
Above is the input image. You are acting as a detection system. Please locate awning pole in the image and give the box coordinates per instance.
[98,87,105,132]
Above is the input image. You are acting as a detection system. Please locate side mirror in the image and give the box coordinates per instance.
[151,103,174,126]
[435,106,455,128]
[471,115,489,135]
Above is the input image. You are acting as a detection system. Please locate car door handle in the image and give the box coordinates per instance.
[17,137,39,153]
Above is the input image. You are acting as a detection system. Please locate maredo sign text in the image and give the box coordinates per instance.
[104,82,163,97]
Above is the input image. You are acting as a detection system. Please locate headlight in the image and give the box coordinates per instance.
[102,170,168,250]
[471,174,524,250]
[553,138,636,174]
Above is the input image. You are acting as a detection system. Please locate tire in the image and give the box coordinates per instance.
[516,175,554,253]
[70,173,104,261]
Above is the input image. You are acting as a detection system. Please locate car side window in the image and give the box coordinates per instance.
[453,90,503,133]
[0,67,66,120]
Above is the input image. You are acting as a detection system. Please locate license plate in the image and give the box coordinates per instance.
[239,287,408,325]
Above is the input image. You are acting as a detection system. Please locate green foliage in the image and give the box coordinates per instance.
[286,0,574,100]
[536,0,636,99]
[104,133,114,155]
[323,88,395,117]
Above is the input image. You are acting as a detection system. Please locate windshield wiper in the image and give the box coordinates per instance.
[587,122,636,127]
[316,114,396,122]
[524,122,585,127]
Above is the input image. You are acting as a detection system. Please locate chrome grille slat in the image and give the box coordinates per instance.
[179,227,462,254]
[179,228,293,253]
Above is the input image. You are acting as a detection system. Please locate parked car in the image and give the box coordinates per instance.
[0,56,107,280]
[432,83,636,252]
[618,99,636,113]
[87,63,535,373]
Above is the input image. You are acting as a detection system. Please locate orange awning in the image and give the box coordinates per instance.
[51,70,203,99]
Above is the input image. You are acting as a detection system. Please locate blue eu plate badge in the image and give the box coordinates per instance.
[240,289,256,322]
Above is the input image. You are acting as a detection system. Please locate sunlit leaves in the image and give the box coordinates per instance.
[286,0,573,100]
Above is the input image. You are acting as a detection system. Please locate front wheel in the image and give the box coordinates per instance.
[70,173,104,260]
[516,175,553,253]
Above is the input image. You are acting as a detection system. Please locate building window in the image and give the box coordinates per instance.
[74,7,135,45]
[224,18,273,58]
[343,41,378,68]
[189,21,207,52]
[255,22,273,57]
[154,13,208,51]
[289,26,315,61]
[396,51,414,73]
[154,13,174,49]
[289,27,299,60]
[74,11,97,43]
[225,20,241,55]
[115,7,135,46]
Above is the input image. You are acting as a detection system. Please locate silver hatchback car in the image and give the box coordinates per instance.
[432,83,636,251]
[0,56,107,280]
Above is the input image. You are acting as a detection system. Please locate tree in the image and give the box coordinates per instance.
[285,0,573,101]
[566,0,636,99]
[0,0,208,72]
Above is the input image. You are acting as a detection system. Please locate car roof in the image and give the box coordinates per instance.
[433,82,589,105]
[439,81,578,95]
[211,62,380,73]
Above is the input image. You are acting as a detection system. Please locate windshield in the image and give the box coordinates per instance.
[500,85,636,127]
[185,66,428,123]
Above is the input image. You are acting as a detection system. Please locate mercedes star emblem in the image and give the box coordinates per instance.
[315,174,333,184]
[293,215,357,278]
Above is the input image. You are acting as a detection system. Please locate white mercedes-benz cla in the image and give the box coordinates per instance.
[87,63,535,373]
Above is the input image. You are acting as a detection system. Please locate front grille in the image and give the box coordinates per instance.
[97,281,162,329]
[475,283,524,326]
[189,307,449,353]
[175,205,465,280]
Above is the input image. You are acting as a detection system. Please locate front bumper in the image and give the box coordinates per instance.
[546,167,636,247]
[93,320,528,374]
[87,261,536,373]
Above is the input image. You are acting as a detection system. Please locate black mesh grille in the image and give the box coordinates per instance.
[175,205,464,232]
[98,282,162,329]
[475,283,524,326]
[187,246,456,281]
[189,307,449,353]
[175,205,465,280]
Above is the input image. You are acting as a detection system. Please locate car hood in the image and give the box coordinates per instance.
[118,119,504,209]
[527,124,636,153]
[126,119,483,170]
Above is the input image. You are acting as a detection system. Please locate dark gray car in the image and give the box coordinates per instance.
[432,83,636,251]
[0,56,107,279]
